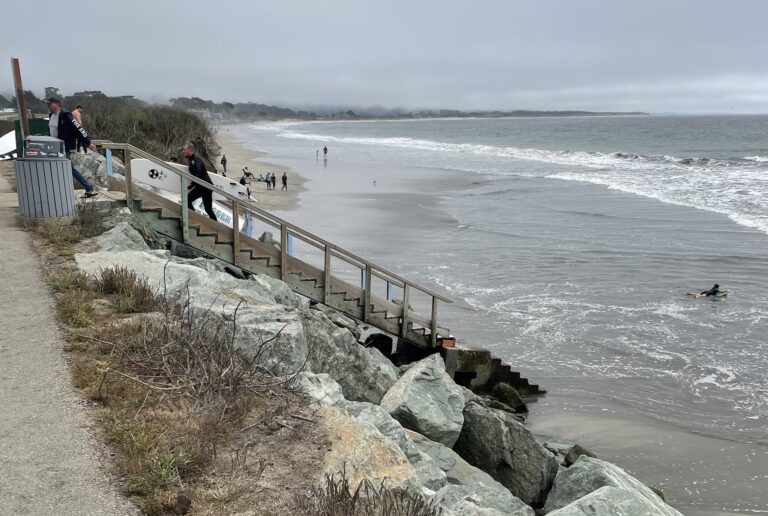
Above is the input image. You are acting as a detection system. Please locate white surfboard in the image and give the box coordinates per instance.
[130,158,254,202]
[157,191,254,238]
[0,131,16,160]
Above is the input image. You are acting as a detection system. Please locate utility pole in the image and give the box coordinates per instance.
[11,57,29,138]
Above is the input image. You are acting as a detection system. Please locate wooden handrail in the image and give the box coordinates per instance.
[96,140,453,305]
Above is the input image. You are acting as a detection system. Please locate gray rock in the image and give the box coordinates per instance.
[297,371,345,406]
[251,274,305,308]
[407,429,507,491]
[317,405,418,492]
[70,151,124,188]
[544,457,682,515]
[380,354,465,447]
[339,400,446,491]
[546,486,682,516]
[493,383,528,413]
[302,310,398,404]
[433,483,534,516]
[94,222,149,252]
[565,444,596,467]
[454,402,558,507]
[312,303,362,339]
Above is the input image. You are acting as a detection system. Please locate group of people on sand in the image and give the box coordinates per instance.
[236,166,288,191]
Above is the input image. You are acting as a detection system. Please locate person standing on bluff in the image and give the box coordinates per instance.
[183,142,217,221]
[220,154,228,175]
[71,105,87,153]
[281,172,288,191]
[44,97,97,197]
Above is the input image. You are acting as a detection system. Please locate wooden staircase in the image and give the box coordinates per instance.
[96,141,544,397]
[126,178,450,350]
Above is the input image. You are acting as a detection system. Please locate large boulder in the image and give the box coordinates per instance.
[297,371,345,406]
[544,457,681,515]
[407,429,507,491]
[340,400,446,492]
[94,222,150,252]
[455,402,558,507]
[70,150,124,187]
[301,310,397,404]
[312,303,361,340]
[547,486,682,516]
[380,354,465,447]
[316,405,417,492]
[433,483,534,516]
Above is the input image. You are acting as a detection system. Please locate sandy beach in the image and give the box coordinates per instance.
[213,124,306,212]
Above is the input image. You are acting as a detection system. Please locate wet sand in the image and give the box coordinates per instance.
[214,124,305,211]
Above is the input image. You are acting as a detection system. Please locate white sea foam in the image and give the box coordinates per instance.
[277,128,768,235]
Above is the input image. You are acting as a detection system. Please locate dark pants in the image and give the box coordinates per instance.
[187,185,217,221]
[67,151,94,192]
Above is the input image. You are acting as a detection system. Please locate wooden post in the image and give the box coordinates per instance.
[180,175,189,244]
[11,58,29,139]
[323,246,331,304]
[430,297,438,347]
[363,265,372,322]
[232,201,241,266]
[400,284,410,338]
[124,148,134,209]
[280,224,288,281]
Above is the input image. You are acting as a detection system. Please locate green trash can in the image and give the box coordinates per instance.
[15,118,50,156]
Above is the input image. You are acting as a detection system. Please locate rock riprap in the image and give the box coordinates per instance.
[455,401,558,507]
[546,485,682,516]
[380,354,465,447]
[432,483,534,516]
[316,405,417,492]
[544,456,681,515]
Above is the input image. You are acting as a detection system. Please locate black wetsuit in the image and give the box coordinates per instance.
[186,154,217,221]
[701,285,720,296]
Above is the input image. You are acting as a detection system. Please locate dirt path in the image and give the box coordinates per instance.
[0,168,137,515]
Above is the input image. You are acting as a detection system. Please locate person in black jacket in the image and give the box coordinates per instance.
[182,142,217,221]
[44,97,97,197]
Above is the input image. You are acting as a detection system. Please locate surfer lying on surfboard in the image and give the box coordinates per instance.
[687,283,730,298]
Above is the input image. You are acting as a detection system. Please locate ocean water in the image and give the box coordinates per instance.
[233,116,768,513]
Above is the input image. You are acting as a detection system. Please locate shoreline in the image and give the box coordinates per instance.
[214,124,306,212]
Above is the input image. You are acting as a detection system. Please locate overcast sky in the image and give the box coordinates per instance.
[5,0,768,113]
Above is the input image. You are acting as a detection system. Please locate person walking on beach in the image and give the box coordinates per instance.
[183,142,217,221]
[323,146,328,158]
[265,172,272,190]
[316,149,319,159]
[44,97,98,197]
[281,172,288,191]
[271,172,277,190]
[220,154,228,175]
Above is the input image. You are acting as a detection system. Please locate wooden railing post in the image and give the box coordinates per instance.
[363,265,372,322]
[323,246,331,304]
[430,297,438,347]
[180,176,189,244]
[124,148,133,209]
[400,283,410,338]
[280,224,288,281]
[232,201,240,266]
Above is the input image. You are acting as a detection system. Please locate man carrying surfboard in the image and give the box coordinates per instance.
[182,142,217,221]
[44,97,98,198]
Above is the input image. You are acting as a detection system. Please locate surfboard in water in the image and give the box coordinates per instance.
[0,131,16,160]
[686,290,730,298]
[130,158,254,202]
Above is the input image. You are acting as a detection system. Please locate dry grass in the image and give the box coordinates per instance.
[32,216,332,515]
[305,473,442,516]
[94,266,159,313]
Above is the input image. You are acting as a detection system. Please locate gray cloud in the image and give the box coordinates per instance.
[5,0,768,113]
